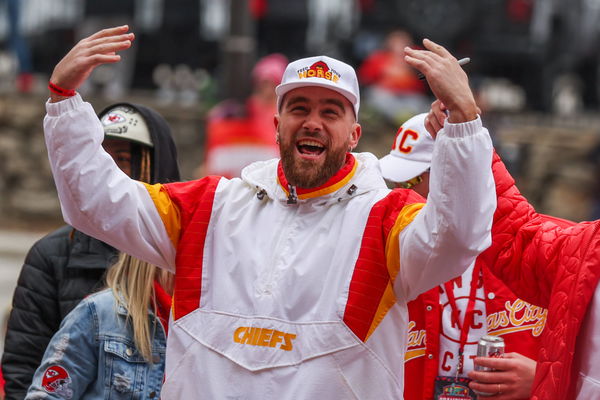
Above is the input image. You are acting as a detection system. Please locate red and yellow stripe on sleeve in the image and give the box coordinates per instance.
[147,177,221,320]
[343,190,424,342]
[142,182,182,250]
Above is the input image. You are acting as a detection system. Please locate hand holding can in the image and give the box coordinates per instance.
[472,335,505,396]
[469,350,537,399]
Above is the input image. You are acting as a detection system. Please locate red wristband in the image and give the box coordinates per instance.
[48,81,76,97]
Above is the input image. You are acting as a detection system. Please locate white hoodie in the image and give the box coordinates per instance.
[44,94,495,399]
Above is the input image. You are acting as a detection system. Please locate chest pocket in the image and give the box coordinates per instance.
[104,339,147,400]
[163,309,404,399]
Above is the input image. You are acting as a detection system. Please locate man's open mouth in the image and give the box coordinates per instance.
[297,139,325,156]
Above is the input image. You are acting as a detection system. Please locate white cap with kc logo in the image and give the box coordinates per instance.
[275,55,360,118]
[379,113,433,183]
[100,105,153,148]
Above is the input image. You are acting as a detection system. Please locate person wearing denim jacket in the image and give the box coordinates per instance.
[25,288,167,399]
[2,98,180,400]
[22,98,176,399]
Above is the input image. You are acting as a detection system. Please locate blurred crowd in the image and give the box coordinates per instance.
[2,0,600,113]
[1,1,600,224]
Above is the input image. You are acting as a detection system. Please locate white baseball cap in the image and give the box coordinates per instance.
[379,113,433,183]
[100,105,153,147]
[275,55,360,118]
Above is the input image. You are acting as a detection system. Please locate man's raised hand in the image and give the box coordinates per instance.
[49,26,134,102]
[404,39,478,124]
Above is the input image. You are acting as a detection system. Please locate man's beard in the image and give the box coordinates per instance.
[279,133,349,188]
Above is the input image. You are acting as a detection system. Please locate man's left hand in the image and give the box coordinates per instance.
[468,352,536,400]
[404,39,478,124]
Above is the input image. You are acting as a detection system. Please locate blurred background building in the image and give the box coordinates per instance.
[1,0,600,338]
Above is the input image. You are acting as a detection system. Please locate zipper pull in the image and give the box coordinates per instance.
[287,184,298,204]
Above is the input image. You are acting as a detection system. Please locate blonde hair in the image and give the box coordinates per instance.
[104,146,171,362]
[106,254,173,362]
[140,147,151,182]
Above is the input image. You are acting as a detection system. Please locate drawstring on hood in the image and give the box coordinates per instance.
[256,188,267,200]
[287,185,298,204]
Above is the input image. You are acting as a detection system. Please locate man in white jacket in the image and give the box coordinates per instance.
[43,26,495,399]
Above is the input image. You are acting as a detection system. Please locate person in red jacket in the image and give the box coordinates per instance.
[358,29,429,124]
[426,100,600,399]
[200,53,287,178]
[380,113,545,400]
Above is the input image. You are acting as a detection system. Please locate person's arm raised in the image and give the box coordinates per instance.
[396,39,495,301]
[44,26,176,271]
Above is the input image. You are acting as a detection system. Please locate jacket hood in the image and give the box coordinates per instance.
[98,103,180,184]
[241,152,387,205]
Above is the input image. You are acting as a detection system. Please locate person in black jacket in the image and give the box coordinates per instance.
[1,102,180,400]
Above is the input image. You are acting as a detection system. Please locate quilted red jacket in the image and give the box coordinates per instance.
[403,151,547,400]
[479,153,600,400]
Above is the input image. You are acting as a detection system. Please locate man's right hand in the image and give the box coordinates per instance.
[49,25,134,103]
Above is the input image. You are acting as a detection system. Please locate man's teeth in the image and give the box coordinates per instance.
[297,140,324,148]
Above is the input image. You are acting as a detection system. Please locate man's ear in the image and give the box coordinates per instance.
[274,114,280,143]
[349,123,361,150]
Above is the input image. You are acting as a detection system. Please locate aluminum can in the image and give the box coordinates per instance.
[473,335,505,397]
[475,335,505,371]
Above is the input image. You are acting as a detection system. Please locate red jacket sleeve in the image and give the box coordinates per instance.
[479,152,577,307]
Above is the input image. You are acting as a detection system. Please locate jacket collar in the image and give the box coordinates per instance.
[276,153,357,200]
[241,152,387,204]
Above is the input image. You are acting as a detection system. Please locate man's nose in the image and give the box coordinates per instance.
[302,111,323,132]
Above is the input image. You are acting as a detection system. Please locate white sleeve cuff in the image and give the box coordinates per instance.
[46,93,84,116]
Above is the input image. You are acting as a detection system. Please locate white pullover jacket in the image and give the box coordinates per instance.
[44,94,495,399]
